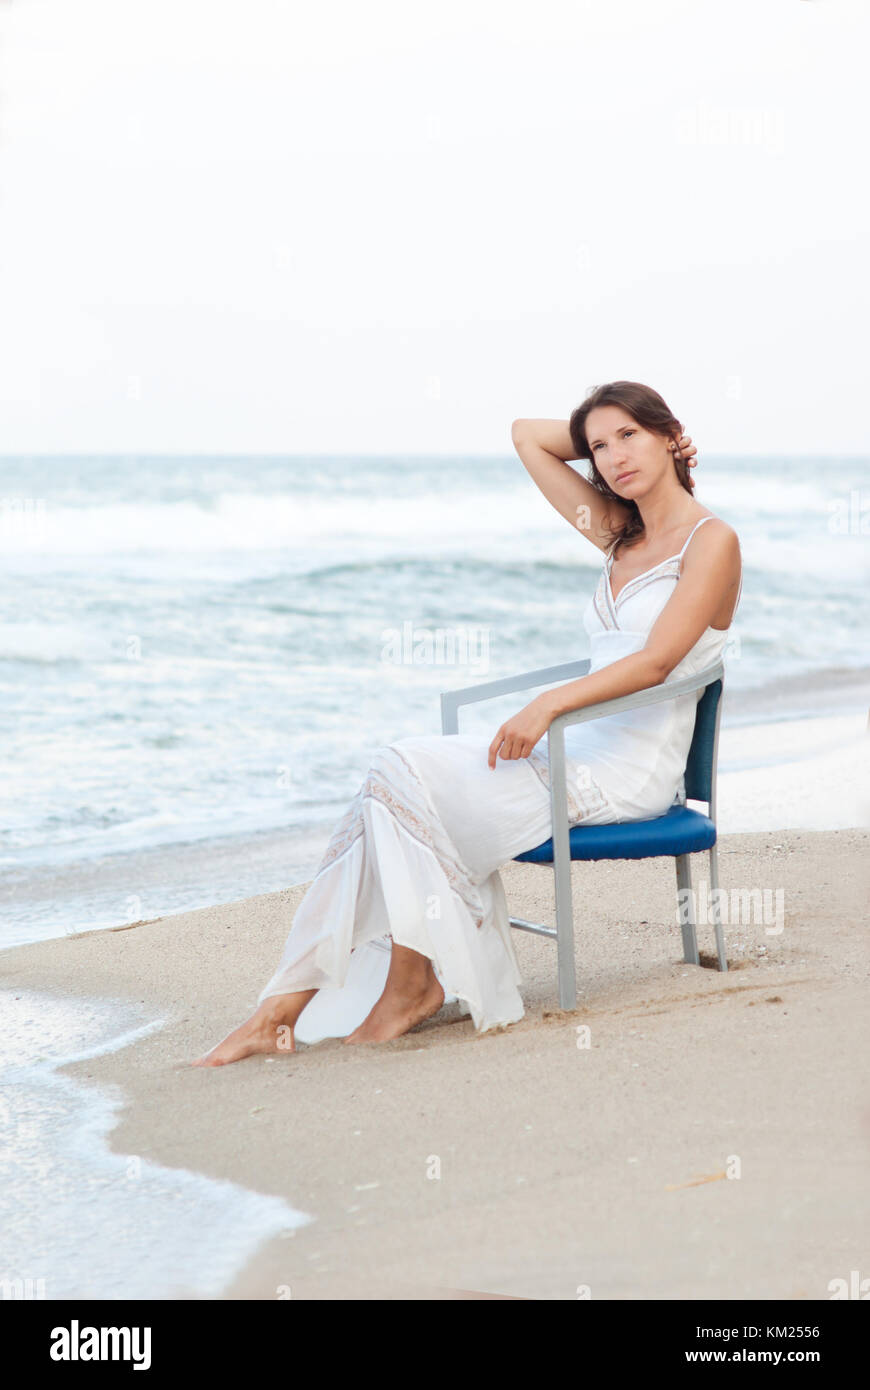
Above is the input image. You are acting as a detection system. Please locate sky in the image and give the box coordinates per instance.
[0,0,868,456]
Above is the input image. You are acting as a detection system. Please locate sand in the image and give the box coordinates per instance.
[3,824,868,1300]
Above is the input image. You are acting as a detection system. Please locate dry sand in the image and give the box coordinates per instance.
[4,826,868,1300]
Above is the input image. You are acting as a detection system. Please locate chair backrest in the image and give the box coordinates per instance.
[683,677,722,805]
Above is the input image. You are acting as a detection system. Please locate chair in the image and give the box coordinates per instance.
[440,658,728,1010]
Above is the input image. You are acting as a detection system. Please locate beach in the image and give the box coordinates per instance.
[3,709,868,1299]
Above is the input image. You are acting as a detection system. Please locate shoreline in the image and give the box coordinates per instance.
[3,824,868,1299]
[0,993,309,1300]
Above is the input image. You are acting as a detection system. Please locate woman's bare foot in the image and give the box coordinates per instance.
[344,945,445,1044]
[191,989,317,1067]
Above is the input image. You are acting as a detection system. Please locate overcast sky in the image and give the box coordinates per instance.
[0,0,867,455]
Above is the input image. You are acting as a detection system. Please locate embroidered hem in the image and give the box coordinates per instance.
[313,744,487,929]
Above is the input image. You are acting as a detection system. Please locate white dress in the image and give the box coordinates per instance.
[259,516,738,1042]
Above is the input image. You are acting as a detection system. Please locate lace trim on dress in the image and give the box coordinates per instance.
[593,572,618,631]
[615,558,681,607]
[312,743,487,929]
[601,555,683,630]
[525,746,613,825]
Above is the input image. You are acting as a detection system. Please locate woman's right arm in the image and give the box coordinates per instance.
[511,418,631,553]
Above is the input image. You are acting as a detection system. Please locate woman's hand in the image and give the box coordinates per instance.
[670,432,698,469]
[488,693,555,768]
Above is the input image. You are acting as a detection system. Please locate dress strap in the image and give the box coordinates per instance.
[677,514,715,559]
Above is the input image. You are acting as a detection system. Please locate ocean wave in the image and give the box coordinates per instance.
[0,487,556,555]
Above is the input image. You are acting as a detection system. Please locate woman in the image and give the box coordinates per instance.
[193,380,742,1066]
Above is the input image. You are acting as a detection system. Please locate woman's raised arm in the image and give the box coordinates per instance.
[511,417,631,553]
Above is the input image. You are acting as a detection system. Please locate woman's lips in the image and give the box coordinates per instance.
[615,470,637,483]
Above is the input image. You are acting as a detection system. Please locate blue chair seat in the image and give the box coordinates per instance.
[514,803,717,864]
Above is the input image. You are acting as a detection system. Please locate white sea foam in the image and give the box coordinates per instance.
[2,487,547,555]
[0,991,311,1300]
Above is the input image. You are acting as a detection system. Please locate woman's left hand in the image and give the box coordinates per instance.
[670,432,698,468]
[488,694,555,768]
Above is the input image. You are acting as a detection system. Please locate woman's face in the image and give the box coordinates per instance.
[585,404,673,497]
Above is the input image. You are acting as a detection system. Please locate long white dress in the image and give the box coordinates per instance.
[259,516,739,1042]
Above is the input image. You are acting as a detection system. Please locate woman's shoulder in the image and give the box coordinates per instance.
[689,512,740,548]
[682,514,742,582]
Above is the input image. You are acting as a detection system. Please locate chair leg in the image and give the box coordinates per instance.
[554,860,578,1011]
[675,854,699,965]
[709,843,728,972]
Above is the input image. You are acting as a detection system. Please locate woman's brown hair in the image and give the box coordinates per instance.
[569,380,694,558]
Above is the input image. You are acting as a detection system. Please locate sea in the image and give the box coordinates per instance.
[1,451,868,949]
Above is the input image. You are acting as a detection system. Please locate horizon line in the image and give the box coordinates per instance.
[1,450,867,461]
